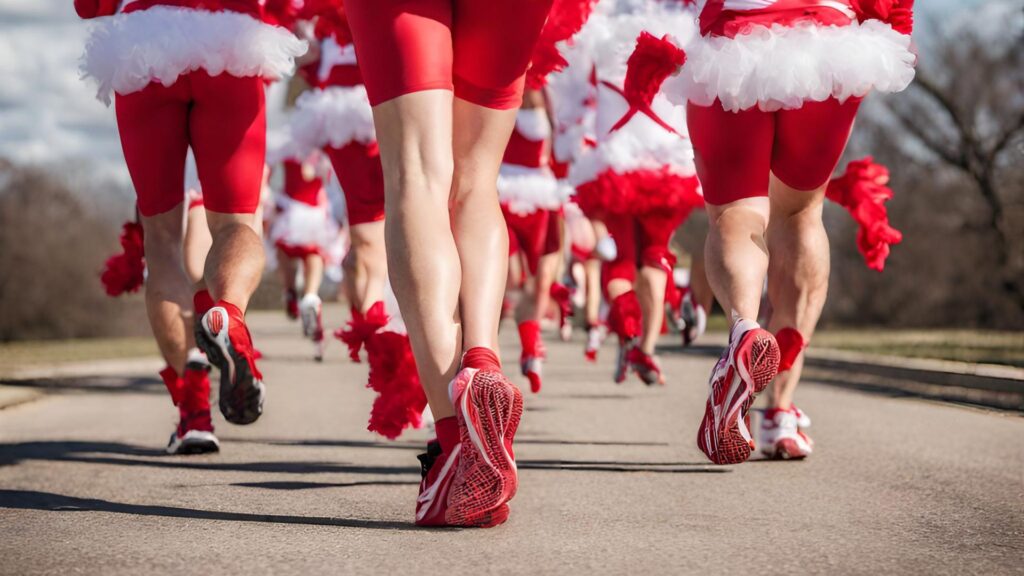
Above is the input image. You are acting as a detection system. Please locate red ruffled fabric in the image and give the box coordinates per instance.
[549,282,573,321]
[334,301,388,362]
[608,290,642,340]
[575,170,702,220]
[100,221,145,297]
[365,331,427,440]
[826,156,903,272]
[624,32,686,110]
[852,0,915,34]
[525,0,598,89]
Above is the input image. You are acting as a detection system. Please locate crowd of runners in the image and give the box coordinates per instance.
[80,0,914,527]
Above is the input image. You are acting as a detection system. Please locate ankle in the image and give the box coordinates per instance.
[434,416,459,454]
[462,347,501,371]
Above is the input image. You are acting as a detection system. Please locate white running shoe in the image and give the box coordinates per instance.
[760,408,814,460]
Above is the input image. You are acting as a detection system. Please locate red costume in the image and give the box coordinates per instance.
[343,0,554,109]
[78,0,306,216]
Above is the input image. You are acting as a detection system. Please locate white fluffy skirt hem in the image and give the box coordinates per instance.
[665,19,916,112]
[81,6,307,104]
[290,86,376,153]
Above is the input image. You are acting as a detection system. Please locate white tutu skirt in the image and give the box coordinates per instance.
[497,164,566,216]
[270,197,337,257]
[666,19,916,112]
[289,86,376,154]
[81,6,307,104]
[570,114,696,188]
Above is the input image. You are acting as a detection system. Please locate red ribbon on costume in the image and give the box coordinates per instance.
[608,32,687,135]
[100,221,146,297]
[526,0,599,89]
[826,156,903,272]
[334,301,388,362]
[365,331,427,440]
[851,0,915,34]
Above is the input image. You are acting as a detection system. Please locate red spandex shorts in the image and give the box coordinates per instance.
[687,97,862,206]
[115,71,266,217]
[603,210,690,284]
[325,142,387,226]
[504,208,561,275]
[343,0,553,109]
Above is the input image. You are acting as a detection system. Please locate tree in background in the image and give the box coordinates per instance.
[826,1,1024,329]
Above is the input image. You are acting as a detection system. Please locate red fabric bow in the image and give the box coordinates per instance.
[525,0,598,89]
[610,32,686,134]
[852,0,915,34]
[365,331,427,440]
[100,221,145,297]
[826,157,903,272]
[335,301,389,362]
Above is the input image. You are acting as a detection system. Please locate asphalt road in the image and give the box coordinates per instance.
[1,306,1022,575]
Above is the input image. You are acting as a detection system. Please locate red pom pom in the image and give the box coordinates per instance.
[549,282,573,320]
[827,157,903,271]
[608,290,642,340]
[623,32,686,109]
[365,331,427,440]
[575,169,702,220]
[100,222,145,297]
[852,0,914,34]
[526,0,598,89]
[334,301,388,362]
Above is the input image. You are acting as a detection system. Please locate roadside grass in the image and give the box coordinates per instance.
[0,337,158,374]
[704,315,1022,367]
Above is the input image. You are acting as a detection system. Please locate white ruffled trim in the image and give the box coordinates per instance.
[667,19,916,112]
[289,86,376,153]
[515,108,552,141]
[81,6,307,105]
[317,36,358,83]
[497,164,567,215]
[270,195,336,250]
[572,85,695,185]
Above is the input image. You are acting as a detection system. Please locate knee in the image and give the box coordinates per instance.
[709,201,769,236]
[387,156,453,210]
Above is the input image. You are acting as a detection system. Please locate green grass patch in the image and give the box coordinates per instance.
[0,337,158,373]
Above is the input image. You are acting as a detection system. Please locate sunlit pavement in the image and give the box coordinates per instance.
[1,305,1021,575]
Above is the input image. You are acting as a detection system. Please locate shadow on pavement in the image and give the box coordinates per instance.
[233,480,417,490]
[518,459,729,474]
[0,375,163,395]
[0,441,723,475]
[0,489,418,531]
[222,437,671,450]
[0,440,420,475]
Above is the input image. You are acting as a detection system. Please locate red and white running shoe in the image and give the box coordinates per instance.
[284,288,299,320]
[198,303,265,425]
[584,324,604,362]
[697,319,780,465]
[415,440,464,526]
[627,348,665,386]
[760,407,814,460]
[614,337,637,384]
[443,367,522,527]
[166,351,219,455]
[299,293,325,362]
[518,320,544,393]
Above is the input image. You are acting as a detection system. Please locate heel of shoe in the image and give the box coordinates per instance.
[747,331,780,395]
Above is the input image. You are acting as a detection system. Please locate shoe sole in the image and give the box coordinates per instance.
[614,342,630,384]
[166,430,220,455]
[698,330,779,465]
[521,357,543,394]
[446,371,523,527]
[198,309,265,426]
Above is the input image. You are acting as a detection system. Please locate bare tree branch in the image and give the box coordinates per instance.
[889,103,967,168]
